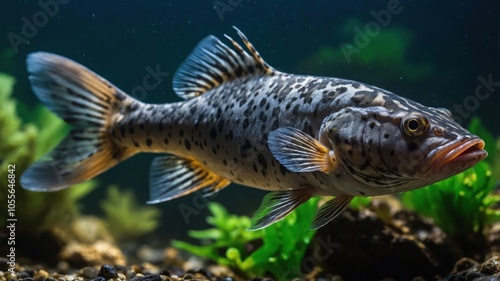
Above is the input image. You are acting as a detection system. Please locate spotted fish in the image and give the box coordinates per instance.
[21,27,487,230]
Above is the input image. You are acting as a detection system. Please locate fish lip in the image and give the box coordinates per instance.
[423,138,487,175]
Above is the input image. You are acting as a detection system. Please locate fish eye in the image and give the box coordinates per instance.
[401,113,429,137]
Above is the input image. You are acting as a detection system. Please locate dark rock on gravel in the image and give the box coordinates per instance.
[98,265,119,279]
[316,208,462,280]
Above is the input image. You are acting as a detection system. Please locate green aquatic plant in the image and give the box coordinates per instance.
[0,71,97,232]
[401,117,500,238]
[401,161,498,238]
[0,73,37,183]
[172,198,319,280]
[100,185,161,242]
[467,116,500,181]
[296,19,434,83]
[349,196,372,210]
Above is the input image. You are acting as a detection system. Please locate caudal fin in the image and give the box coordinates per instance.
[21,52,137,191]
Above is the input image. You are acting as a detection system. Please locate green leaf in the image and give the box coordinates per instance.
[172,197,320,280]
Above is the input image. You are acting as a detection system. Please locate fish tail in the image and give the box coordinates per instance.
[21,52,137,191]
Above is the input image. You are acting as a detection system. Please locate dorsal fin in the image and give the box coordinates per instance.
[173,26,276,99]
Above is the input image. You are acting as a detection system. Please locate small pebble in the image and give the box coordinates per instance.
[196,269,212,280]
[444,275,466,281]
[182,274,193,280]
[221,278,233,281]
[126,270,137,280]
[98,265,118,279]
[80,267,98,279]
[159,275,171,281]
[18,272,31,279]
[480,258,500,275]
[56,262,70,274]
[45,277,57,281]
[36,270,49,281]
[465,271,484,281]
[158,270,170,277]
[132,274,162,281]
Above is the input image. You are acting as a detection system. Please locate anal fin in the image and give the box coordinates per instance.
[248,189,312,230]
[310,195,353,230]
[147,155,230,204]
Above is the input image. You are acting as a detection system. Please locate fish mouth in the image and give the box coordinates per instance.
[424,138,487,176]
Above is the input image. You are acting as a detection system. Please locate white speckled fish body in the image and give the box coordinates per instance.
[21,28,487,229]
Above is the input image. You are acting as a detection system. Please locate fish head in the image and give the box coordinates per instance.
[321,106,487,193]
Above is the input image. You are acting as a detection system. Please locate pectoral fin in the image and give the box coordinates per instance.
[310,195,353,229]
[248,189,312,230]
[268,127,336,173]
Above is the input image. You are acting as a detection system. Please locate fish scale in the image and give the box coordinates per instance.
[21,27,487,230]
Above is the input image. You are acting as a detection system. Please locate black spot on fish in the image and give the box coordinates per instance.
[129,126,134,135]
[190,105,197,114]
[210,127,217,140]
[280,164,287,176]
[351,96,362,104]
[370,122,375,129]
[127,103,138,111]
[119,126,126,138]
[408,142,418,151]
[179,129,184,137]
[384,133,390,139]
[271,119,279,130]
[348,150,353,155]
[218,120,225,133]
[146,138,152,147]
[253,163,258,173]
[390,150,395,156]
[139,123,144,130]
[133,141,139,148]
[243,118,250,129]
[226,130,234,141]
[185,140,191,151]
[259,111,267,122]
[158,122,163,132]
[334,133,341,143]
[257,153,267,170]
[240,140,253,158]
[163,138,169,145]
[272,107,280,118]
[260,98,267,107]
